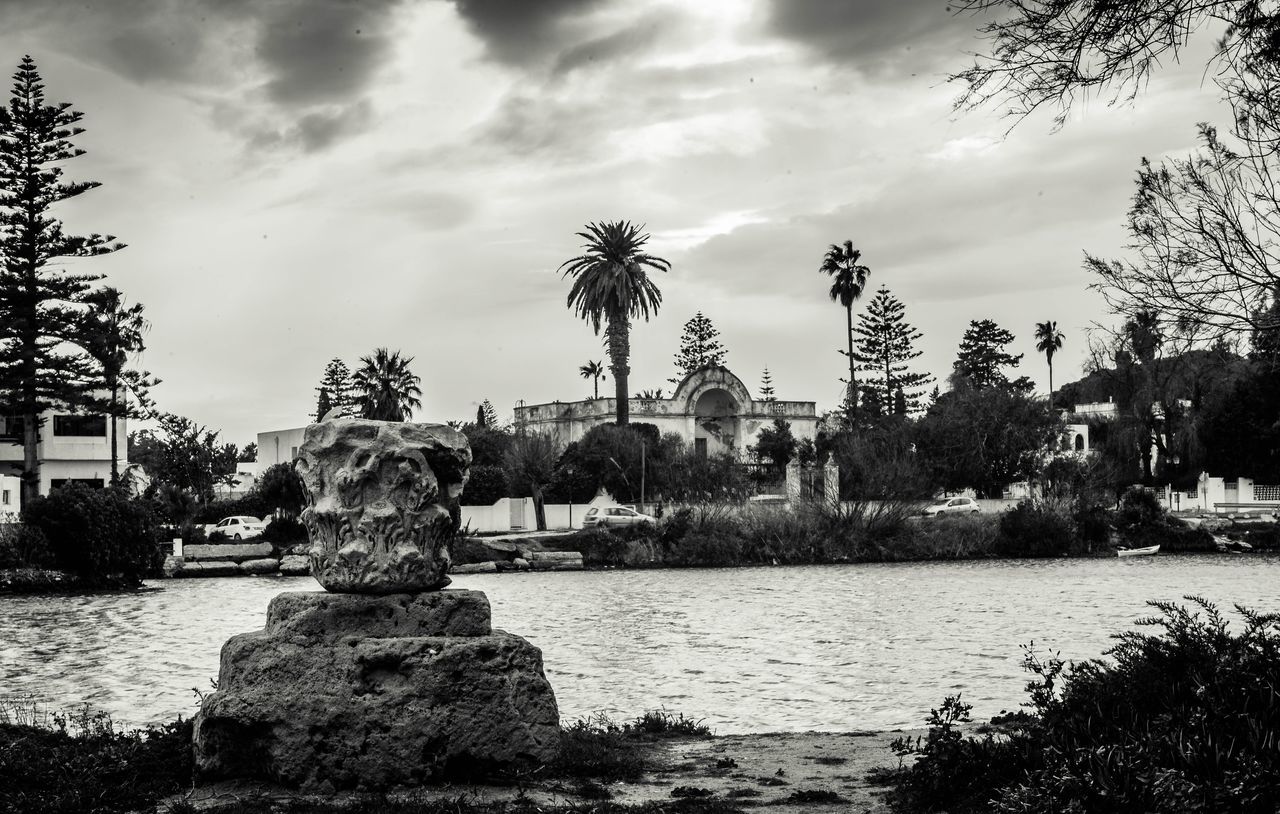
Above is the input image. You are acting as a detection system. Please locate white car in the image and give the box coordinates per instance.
[208,515,266,540]
[582,506,656,528]
[922,497,981,517]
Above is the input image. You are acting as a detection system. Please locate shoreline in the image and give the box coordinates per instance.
[167,729,912,813]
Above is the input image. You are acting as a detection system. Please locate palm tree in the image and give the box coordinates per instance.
[560,221,670,425]
[353,348,423,421]
[81,287,157,485]
[1035,320,1066,409]
[579,360,606,399]
[819,240,871,423]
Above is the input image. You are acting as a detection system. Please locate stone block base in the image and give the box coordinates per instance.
[193,590,559,791]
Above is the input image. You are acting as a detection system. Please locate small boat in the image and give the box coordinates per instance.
[1117,545,1160,557]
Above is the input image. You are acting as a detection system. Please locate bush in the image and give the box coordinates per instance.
[460,464,507,506]
[883,514,1001,560]
[0,708,193,814]
[208,529,228,543]
[192,494,269,525]
[997,501,1076,557]
[22,485,160,586]
[884,599,1280,813]
[0,524,53,569]
[180,522,206,546]
[262,516,308,545]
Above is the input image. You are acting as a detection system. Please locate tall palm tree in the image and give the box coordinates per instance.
[819,240,871,423]
[1035,320,1066,409]
[560,221,669,425]
[353,348,422,421]
[81,287,157,485]
[579,360,606,399]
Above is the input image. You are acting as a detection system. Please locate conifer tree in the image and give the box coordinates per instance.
[316,359,353,414]
[852,287,934,413]
[0,56,125,506]
[669,312,727,384]
[482,399,500,428]
[952,319,1032,391]
[314,387,332,422]
[475,404,487,427]
[759,367,776,401]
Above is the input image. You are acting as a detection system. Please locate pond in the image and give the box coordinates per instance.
[2,554,1277,733]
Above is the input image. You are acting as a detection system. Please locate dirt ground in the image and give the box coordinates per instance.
[170,729,913,813]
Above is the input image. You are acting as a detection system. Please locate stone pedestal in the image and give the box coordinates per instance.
[193,590,560,791]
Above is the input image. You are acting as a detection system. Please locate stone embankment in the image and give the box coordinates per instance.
[163,542,310,579]
[451,549,584,574]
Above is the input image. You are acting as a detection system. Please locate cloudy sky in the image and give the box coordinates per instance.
[0,0,1231,447]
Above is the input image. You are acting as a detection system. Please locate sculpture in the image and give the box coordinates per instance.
[297,418,470,593]
[193,418,561,791]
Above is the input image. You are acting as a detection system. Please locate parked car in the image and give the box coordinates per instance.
[922,497,981,517]
[206,515,266,540]
[582,506,656,528]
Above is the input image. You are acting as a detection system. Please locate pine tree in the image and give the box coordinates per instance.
[669,312,727,384]
[316,359,353,414]
[482,399,500,428]
[759,367,776,401]
[852,287,934,413]
[314,387,332,422]
[475,404,487,428]
[952,319,1028,391]
[0,56,125,506]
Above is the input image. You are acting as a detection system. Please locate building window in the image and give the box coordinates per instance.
[0,416,23,440]
[1,490,9,505]
[1074,434,1085,451]
[53,415,107,437]
[694,438,707,458]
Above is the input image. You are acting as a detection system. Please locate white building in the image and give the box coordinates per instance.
[255,426,308,476]
[0,410,126,506]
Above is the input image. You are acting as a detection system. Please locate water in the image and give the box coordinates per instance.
[3,555,1278,733]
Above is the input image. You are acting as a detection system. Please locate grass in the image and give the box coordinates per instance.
[163,799,749,814]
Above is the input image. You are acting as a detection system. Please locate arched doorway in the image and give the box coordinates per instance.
[693,388,738,457]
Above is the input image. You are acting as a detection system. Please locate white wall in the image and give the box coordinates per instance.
[256,427,308,474]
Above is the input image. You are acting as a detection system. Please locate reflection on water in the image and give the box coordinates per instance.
[2,555,1278,733]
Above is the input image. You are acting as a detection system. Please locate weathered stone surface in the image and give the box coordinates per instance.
[162,555,184,578]
[511,557,530,570]
[527,551,580,562]
[240,558,280,575]
[265,591,491,640]
[178,561,242,577]
[451,561,498,574]
[278,555,310,576]
[185,543,274,562]
[193,612,558,790]
[296,419,471,594]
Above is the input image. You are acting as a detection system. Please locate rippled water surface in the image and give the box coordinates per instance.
[3,555,1278,733]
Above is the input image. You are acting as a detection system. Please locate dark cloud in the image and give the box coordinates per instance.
[551,16,672,76]
[451,0,605,66]
[0,0,406,149]
[764,0,977,76]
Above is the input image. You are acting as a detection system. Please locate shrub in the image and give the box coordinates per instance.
[0,709,193,814]
[262,516,308,545]
[997,501,1076,557]
[23,485,160,586]
[192,494,269,525]
[0,524,53,569]
[180,522,206,546]
[883,514,1001,561]
[883,599,1280,813]
[207,529,228,543]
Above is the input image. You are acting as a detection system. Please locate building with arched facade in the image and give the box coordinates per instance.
[512,366,818,456]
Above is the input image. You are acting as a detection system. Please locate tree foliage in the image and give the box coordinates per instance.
[953,319,1032,392]
[579,359,606,399]
[669,311,726,384]
[915,387,1062,497]
[503,431,562,530]
[852,287,934,413]
[23,484,159,586]
[751,419,797,468]
[559,220,669,425]
[256,463,306,519]
[353,347,421,422]
[758,367,776,401]
[0,56,125,505]
[315,358,354,419]
[128,413,239,503]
